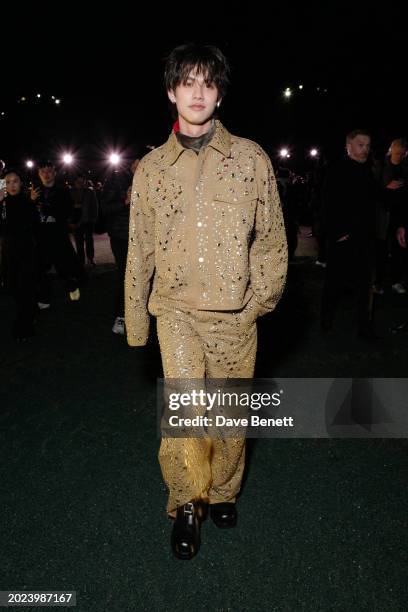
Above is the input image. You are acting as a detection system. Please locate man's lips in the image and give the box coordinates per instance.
[189,104,205,110]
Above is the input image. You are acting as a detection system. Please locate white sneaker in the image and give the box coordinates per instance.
[112,316,125,335]
[392,283,406,294]
[315,260,327,268]
[38,302,50,310]
[69,288,81,301]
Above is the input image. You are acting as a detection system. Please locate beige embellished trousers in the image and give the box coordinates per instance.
[154,302,257,516]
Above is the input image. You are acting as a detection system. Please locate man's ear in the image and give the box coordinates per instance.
[167,90,176,104]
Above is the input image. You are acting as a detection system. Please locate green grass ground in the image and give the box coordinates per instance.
[1,247,407,611]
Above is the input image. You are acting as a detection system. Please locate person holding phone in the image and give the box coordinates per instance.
[31,160,80,307]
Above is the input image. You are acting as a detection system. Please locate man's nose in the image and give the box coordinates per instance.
[193,83,204,98]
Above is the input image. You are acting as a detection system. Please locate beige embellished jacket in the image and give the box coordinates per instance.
[125,121,288,346]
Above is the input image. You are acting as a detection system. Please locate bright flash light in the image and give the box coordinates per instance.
[109,153,121,165]
[298,84,304,90]
[26,160,34,168]
[55,99,61,105]
[62,153,73,164]
[310,148,318,157]
[280,148,289,158]
[36,93,41,98]
[283,88,292,98]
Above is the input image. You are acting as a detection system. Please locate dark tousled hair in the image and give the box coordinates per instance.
[164,43,230,99]
[38,159,55,169]
[346,128,371,143]
[4,167,25,183]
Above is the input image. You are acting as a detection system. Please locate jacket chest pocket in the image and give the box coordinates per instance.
[210,183,258,245]
[213,182,258,206]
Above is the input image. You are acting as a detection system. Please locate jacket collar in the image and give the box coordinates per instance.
[162,120,232,166]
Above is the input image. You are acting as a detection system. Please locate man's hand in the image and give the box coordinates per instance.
[386,179,404,190]
[337,234,350,242]
[30,186,41,201]
[397,227,406,248]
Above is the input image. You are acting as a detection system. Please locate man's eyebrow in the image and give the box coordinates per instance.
[185,74,211,82]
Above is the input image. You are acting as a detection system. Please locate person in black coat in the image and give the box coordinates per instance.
[390,180,408,333]
[379,139,408,293]
[30,160,80,306]
[321,129,379,338]
[0,169,39,341]
[70,171,99,271]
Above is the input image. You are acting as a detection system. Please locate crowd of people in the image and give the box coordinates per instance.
[275,134,408,338]
[0,157,142,341]
[1,132,407,344]
[1,132,407,343]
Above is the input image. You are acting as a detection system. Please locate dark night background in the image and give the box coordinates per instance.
[1,2,406,174]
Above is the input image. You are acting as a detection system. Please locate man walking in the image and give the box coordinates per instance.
[125,44,287,559]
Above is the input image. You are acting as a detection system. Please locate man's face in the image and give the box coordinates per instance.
[38,166,56,186]
[347,135,371,163]
[390,141,407,163]
[167,69,219,129]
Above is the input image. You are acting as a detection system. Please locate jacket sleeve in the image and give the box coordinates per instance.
[125,161,155,346]
[250,150,288,314]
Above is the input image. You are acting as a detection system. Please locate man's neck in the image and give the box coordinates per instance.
[178,117,214,137]
[390,155,402,165]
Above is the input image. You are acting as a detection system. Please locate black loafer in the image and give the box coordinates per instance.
[210,502,237,529]
[171,502,202,560]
